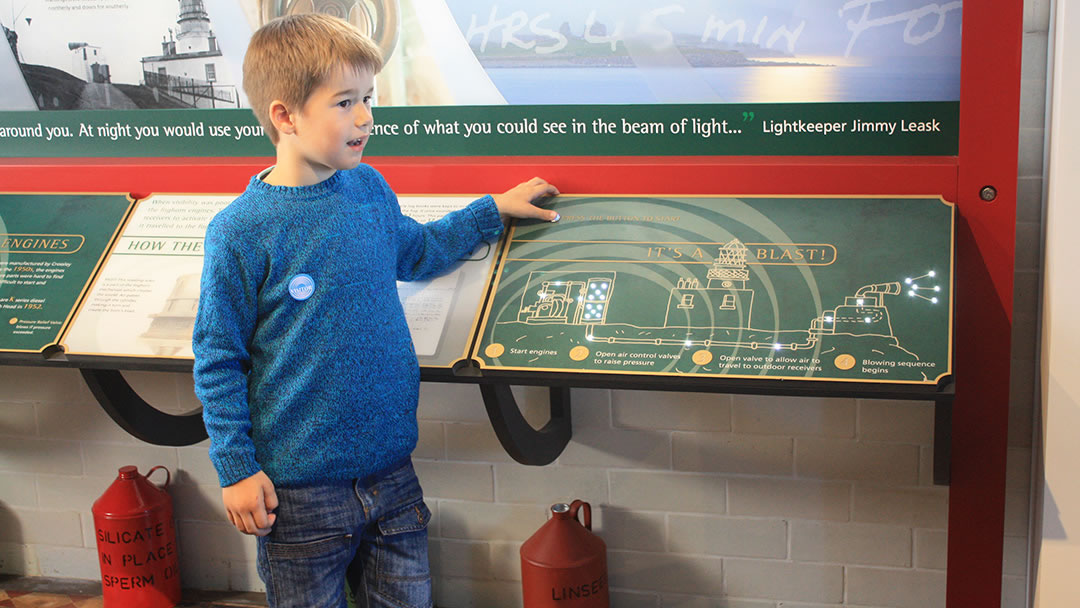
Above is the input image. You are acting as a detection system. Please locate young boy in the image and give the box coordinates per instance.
[192,13,558,608]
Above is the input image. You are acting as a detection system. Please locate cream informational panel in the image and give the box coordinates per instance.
[62,194,233,358]
[61,193,499,367]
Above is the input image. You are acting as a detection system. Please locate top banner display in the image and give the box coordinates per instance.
[0,0,961,157]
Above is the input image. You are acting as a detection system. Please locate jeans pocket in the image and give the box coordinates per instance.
[266,533,353,559]
[369,500,432,608]
[265,534,354,607]
[377,501,431,536]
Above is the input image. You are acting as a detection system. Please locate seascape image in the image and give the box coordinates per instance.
[441,0,963,105]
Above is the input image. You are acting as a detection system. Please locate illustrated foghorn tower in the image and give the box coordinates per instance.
[708,239,752,289]
[664,239,755,328]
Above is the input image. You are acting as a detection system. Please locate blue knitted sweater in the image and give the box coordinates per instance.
[193,164,503,487]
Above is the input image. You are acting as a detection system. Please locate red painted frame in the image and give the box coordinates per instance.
[0,0,1021,603]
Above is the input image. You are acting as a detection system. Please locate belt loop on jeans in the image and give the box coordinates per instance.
[357,456,411,488]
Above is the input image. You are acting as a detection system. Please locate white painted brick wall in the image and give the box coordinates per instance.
[438,500,547,541]
[613,390,731,431]
[561,427,671,469]
[36,546,100,580]
[914,529,948,570]
[609,471,726,514]
[852,486,948,528]
[610,590,659,607]
[0,437,84,475]
[598,508,666,552]
[667,598,777,608]
[0,473,36,506]
[415,420,447,460]
[0,3,1049,606]
[0,363,951,608]
[857,400,934,444]
[728,478,851,522]
[668,515,787,559]
[0,508,82,546]
[723,560,842,603]
[847,567,947,608]
[789,522,911,567]
[445,422,517,463]
[673,432,792,475]
[796,439,919,484]
[488,541,521,581]
[608,550,724,595]
[0,374,969,603]
[413,461,493,501]
[493,463,608,506]
[0,542,39,575]
[731,396,854,438]
[433,539,492,579]
[435,577,521,607]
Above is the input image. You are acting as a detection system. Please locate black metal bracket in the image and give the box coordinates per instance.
[81,368,208,446]
[934,396,952,486]
[479,384,572,465]
[68,358,948,484]
[75,362,579,463]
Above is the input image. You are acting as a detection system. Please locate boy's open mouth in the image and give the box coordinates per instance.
[348,138,365,147]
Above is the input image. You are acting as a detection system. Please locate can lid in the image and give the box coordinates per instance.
[551,503,570,513]
[93,465,171,517]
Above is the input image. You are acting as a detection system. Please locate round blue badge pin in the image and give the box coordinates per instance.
[288,274,315,301]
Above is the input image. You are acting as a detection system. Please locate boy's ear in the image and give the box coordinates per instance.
[268,100,297,136]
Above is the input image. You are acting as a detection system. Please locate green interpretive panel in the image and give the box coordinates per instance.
[474,196,954,384]
[0,194,132,352]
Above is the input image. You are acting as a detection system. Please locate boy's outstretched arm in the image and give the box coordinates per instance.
[492,177,560,221]
[222,470,279,536]
[381,170,559,282]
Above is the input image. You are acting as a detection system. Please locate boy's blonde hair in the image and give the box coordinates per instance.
[243,13,384,144]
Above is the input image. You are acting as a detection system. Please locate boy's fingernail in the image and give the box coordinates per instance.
[550,213,561,222]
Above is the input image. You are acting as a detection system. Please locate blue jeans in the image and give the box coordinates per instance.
[256,459,433,608]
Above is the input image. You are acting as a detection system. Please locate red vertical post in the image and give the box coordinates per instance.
[949,0,1023,604]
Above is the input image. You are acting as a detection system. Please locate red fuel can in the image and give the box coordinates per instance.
[521,500,609,607]
[92,465,181,608]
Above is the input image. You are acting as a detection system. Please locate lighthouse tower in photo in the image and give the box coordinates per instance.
[140,0,239,108]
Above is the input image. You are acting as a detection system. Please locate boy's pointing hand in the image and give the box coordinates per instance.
[493,177,560,222]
